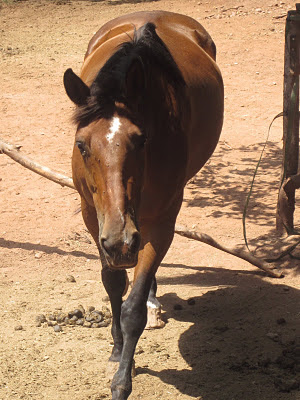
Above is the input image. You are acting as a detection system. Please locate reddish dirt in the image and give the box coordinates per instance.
[0,1,299,399]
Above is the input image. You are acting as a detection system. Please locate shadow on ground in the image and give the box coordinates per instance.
[185,141,283,227]
[139,265,299,400]
[0,237,98,260]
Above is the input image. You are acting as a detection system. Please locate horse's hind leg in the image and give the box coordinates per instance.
[146,277,165,329]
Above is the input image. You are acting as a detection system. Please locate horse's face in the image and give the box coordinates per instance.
[75,112,145,269]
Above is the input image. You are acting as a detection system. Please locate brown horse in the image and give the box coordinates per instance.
[63,10,223,400]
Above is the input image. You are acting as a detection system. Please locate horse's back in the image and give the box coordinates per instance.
[81,10,223,182]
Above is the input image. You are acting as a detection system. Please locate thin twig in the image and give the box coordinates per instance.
[175,225,283,278]
[0,137,75,190]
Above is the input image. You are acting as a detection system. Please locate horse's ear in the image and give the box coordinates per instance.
[63,68,90,106]
[124,57,145,99]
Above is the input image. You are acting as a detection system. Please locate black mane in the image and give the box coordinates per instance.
[74,22,185,127]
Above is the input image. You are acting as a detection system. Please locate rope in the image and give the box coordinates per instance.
[242,112,284,252]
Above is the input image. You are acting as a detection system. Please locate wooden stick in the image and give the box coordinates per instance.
[0,136,284,278]
[0,137,75,190]
[174,225,283,278]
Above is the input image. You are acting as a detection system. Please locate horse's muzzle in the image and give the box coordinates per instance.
[100,231,141,269]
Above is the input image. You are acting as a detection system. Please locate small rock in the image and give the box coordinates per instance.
[98,320,110,328]
[66,275,76,283]
[36,314,47,324]
[48,314,56,321]
[135,346,144,355]
[56,312,67,324]
[102,295,110,303]
[76,318,84,326]
[77,304,85,315]
[53,325,63,333]
[85,314,94,322]
[91,311,103,323]
[14,325,23,331]
[83,321,92,328]
[92,323,101,328]
[69,309,84,319]
[266,332,279,341]
[69,315,78,325]
[187,298,196,305]
[102,306,112,318]
[87,306,95,312]
[34,252,43,259]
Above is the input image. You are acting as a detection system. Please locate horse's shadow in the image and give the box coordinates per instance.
[138,265,300,399]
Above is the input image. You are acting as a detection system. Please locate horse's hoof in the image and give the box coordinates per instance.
[106,360,136,381]
[145,306,166,329]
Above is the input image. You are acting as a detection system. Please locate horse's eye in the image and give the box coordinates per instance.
[76,141,88,157]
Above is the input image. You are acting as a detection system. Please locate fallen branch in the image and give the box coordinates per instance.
[175,225,283,278]
[0,136,284,278]
[0,137,75,190]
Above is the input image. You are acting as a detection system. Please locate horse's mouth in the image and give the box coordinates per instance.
[103,251,139,270]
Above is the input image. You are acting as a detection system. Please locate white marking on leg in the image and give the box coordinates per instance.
[147,300,159,309]
[106,117,121,142]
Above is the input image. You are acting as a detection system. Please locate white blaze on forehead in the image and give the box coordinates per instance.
[106,117,121,142]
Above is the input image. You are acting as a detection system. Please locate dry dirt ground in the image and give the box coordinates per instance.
[0,0,299,399]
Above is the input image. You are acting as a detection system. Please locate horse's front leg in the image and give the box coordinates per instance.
[110,271,151,400]
[110,217,178,400]
[101,260,128,375]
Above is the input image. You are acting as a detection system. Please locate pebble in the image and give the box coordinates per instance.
[36,314,47,324]
[69,309,84,319]
[14,325,23,331]
[53,325,63,333]
[266,332,279,341]
[69,316,78,325]
[66,275,76,283]
[187,298,196,305]
[56,312,67,323]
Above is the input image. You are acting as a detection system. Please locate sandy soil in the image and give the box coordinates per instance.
[0,1,299,399]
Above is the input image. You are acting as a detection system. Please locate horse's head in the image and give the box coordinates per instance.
[64,65,146,269]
